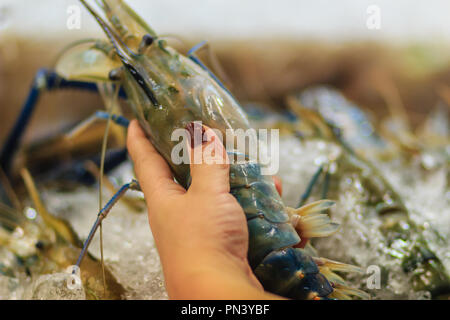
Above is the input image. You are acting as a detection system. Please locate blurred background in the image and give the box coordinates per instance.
[0,1,449,301]
[2,0,450,41]
[0,0,449,143]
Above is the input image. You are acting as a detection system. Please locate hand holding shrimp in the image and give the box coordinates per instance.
[33,0,364,299]
[128,120,281,299]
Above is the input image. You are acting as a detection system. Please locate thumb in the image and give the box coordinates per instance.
[186,122,230,194]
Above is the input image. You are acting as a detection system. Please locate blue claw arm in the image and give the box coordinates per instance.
[0,69,127,175]
[75,180,141,269]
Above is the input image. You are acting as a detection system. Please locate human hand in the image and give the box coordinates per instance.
[127,120,282,300]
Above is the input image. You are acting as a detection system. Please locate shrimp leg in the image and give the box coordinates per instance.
[298,165,324,207]
[64,111,130,140]
[188,41,231,94]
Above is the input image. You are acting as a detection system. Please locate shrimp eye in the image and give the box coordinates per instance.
[142,34,154,47]
[109,68,123,81]
[35,241,45,250]
[138,34,155,54]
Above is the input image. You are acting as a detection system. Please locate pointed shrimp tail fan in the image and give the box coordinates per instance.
[312,256,368,299]
[288,200,340,239]
[328,284,371,300]
[314,257,364,274]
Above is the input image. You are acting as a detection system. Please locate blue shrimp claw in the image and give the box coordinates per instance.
[0,69,128,175]
[75,180,141,270]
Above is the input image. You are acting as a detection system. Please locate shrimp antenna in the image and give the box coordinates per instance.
[79,0,133,60]
[80,0,160,107]
[52,38,99,67]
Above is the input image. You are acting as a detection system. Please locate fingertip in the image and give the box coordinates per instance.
[188,124,231,194]
[128,119,138,131]
[127,129,145,174]
[128,119,144,140]
[127,120,154,158]
[127,120,138,146]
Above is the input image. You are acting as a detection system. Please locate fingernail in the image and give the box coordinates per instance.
[185,122,206,149]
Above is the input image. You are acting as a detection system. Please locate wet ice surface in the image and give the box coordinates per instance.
[42,162,168,300]
[24,273,86,300]
[0,275,23,300]
[6,135,447,300]
[277,135,449,299]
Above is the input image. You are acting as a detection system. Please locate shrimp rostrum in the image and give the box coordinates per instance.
[4,0,368,299]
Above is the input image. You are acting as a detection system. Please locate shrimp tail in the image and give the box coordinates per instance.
[230,159,367,299]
